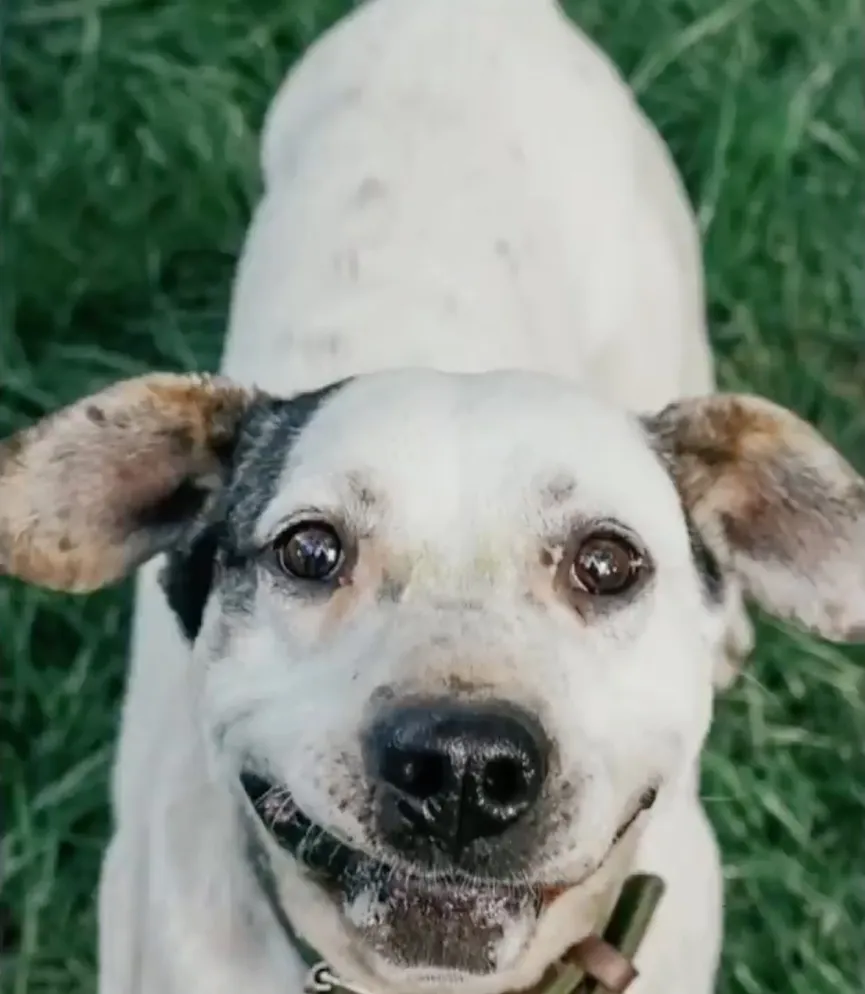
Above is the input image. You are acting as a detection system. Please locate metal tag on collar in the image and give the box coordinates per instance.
[304,961,379,994]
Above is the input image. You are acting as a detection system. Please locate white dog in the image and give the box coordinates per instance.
[3,2,864,993]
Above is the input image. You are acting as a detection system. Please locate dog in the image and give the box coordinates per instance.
[3,2,864,993]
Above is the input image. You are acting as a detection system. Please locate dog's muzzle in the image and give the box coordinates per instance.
[240,696,660,977]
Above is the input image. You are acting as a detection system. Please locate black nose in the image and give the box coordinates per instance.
[365,699,549,856]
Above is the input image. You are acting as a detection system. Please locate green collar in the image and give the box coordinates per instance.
[288,874,665,994]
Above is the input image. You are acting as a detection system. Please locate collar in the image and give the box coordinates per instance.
[516,874,665,994]
[248,822,664,994]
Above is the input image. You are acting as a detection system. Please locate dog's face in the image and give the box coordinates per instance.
[192,371,720,975]
[3,369,865,987]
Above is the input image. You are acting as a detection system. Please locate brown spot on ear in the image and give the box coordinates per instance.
[645,393,865,640]
[648,395,789,509]
[646,394,864,566]
[0,373,258,592]
[163,423,197,458]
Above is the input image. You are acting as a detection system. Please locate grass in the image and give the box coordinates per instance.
[1,0,863,991]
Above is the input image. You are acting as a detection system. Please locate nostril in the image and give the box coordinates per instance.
[383,748,448,800]
[481,756,528,807]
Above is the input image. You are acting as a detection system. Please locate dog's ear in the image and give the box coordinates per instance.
[0,373,257,593]
[645,394,865,642]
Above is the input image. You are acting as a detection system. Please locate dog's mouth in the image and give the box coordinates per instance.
[241,772,386,887]
[240,772,657,974]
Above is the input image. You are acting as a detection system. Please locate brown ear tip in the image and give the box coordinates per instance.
[0,535,131,593]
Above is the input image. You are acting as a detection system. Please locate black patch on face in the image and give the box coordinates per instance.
[684,513,725,604]
[160,379,351,641]
[162,526,223,640]
[640,414,726,606]
[133,479,213,533]
[222,381,350,548]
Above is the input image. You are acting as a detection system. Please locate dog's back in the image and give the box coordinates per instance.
[223,0,714,407]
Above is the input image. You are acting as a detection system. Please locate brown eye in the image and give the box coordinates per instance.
[274,522,344,582]
[570,534,644,596]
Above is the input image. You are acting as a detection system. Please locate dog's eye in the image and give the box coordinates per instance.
[569,534,644,596]
[274,522,344,582]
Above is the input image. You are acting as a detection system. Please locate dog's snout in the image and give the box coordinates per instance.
[366,699,549,855]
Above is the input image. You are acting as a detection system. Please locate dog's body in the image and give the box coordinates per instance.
[6,3,865,994]
[108,4,730,992]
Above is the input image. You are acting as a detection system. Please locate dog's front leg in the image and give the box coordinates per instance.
[98,833,147,994]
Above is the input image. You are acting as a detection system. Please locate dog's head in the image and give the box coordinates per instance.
[3,369,864,986]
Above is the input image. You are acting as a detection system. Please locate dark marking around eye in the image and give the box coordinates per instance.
[161,526,222,641]
[641,416,726,608]
[160,379,353,641]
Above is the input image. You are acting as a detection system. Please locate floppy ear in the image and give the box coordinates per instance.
[645,394,865,642]
[0,373,256,593]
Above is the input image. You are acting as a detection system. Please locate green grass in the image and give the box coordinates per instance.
[1,0,863,991]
